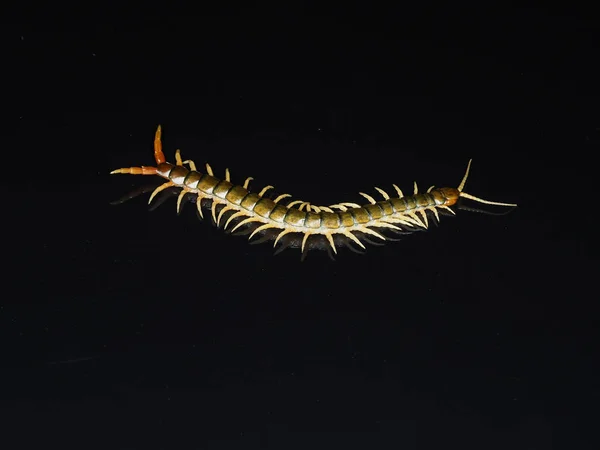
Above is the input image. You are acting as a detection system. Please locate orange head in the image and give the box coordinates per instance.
[437,187,461,206]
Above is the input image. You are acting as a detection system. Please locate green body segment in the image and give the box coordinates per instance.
[305,213,322,229]
[197,174,220,194]
[160,162,458,232]
[240,193,261,210]
[253,198,277,218]
[225,186,251,205]
[183,171,203,189]
[283,208,308,227]
[350,208,371,224]
[213,180,234,199]
[268,205,289,223]
[339,212,355,227]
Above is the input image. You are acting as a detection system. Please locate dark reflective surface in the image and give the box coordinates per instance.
[4,8,597,449]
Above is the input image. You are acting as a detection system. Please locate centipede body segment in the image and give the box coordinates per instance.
[111,126,517,257]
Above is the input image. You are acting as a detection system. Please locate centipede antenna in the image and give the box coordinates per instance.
[457,159,473,192]
[459,192,517,207]
[458,159,517,207]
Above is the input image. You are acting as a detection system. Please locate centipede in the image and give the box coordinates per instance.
[111,126,517,258]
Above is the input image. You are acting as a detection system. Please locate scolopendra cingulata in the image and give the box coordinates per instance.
[111,126,517,258]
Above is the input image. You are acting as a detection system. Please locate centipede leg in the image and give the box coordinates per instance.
[324,233,337,254]
[149,187,180,211]
[176,151,198,172]
[196,195,205,219]
[177,188,192,214]
[148,181,176,204]
[183,160,198,171]
[248,224,279,241]
[301,233,312,253]
[211,201,219,223]
[175,149,183,166]
[216,205,235,227]
[248,233,273,246]
[153,125,166,164]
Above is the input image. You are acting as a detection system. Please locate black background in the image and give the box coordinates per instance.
[3,4,597,449]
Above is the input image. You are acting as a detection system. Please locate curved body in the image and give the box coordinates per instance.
[111,126,516,255]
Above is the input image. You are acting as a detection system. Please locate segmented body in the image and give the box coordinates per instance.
[111,126,517,255]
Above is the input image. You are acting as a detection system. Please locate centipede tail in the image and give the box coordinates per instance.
[111,126,517,258]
